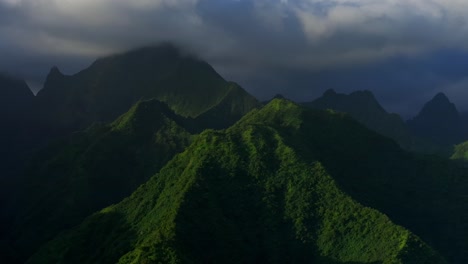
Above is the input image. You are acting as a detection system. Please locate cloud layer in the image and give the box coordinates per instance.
[2,0,468,115]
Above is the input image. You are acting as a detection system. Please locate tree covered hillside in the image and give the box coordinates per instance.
[9,99,193,262]
[28,99,448,264]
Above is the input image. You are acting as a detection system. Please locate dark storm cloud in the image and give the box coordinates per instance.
[2,0,468,115]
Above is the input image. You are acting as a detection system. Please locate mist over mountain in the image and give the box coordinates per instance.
[31,44,258,141]
[4,0,468,263]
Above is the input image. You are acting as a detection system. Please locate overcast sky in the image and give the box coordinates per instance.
[2,0,468,117]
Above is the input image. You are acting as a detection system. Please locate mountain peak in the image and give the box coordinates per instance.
[419,92,458,115]
[273,93,286,99]
[323,89,337,97]
[307,89,385,114]
[303,89,413,150]
[408,92,461,145]
[37,66,67,98]
[48,66,63,77]
[43,66,65,86]
[430,92,450,104]
[96,43,185,67]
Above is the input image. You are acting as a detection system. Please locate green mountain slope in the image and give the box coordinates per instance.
[192,81,260,130]
[32,44,258,139]
[28,99,446,264]
[10,99,193,262]
[451,141,468,160]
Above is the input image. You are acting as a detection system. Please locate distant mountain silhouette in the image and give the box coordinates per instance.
[303,89,416,150]
[0,74,33,112]
[408,93,463,145]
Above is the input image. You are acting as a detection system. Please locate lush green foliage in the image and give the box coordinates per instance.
[263,100,468,263]
[451,141,468,160]
[10,99,193,261]
[28,99,446,264]
[5,45,260,262]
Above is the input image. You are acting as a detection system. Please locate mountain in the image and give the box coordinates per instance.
[407,93,463,145]
[27,99,454,263]
[32,43,259,141]
[303,89,417,150]
[3,44,260,263]
[0,73,34,163]
[192,81,260,130]
[451,141,468,160]
[0,74,35,264]
[9,99,193,262]
[0,73,33,113]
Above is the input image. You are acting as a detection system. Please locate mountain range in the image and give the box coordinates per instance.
[303,89,465,155]
[32,44,258,138]
[303,89,414,149]
[27,99,448,264]
[2,43,468,263]
[1,44,259,263]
